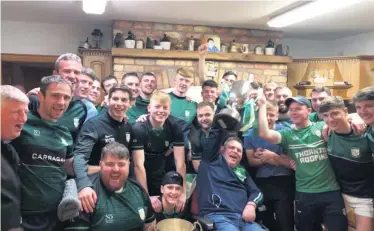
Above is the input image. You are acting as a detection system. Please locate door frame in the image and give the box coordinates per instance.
[1,53,59,63]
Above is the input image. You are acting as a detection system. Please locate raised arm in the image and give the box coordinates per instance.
[198,44,208,85]
[256,97,282,144]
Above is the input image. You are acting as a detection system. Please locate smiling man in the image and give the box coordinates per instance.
[1,85,29,231]
[320,96,374,231]
[309,86,332,122]
[121,72,140,102]
[65,142,155,231]
[132,91,186,212]
[88,79,101,106]
[73,86,136,214]
[12,76,74,231]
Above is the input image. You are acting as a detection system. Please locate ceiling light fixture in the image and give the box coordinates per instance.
[82,0,107,15]
[267,0,360,28]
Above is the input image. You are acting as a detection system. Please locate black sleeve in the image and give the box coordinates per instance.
[189,128,202,160]
[1,154,22,230]
[131,123,146,151]
[73,121,99,191]
[28,94,39,111]
[145,195,156,223]
[171,120,185,147]
[63,213,91,230]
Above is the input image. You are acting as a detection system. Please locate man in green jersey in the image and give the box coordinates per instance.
[65,142,155,231]
[121,72,140,104]
[27,53,92,141]
[126,72,157,124]
[132,91,186,212]
[320,96,374,231]
[352,86,374,153]
[309,86,331,122]
[12,76,74,231]
[257,95,348,231]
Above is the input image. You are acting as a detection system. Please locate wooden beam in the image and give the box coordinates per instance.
[112,48,292,64]
[294,55,374,62]
[1,53,59,63]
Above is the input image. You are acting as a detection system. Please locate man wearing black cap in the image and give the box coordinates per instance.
[155,171,186,222]
[257,95,348,231]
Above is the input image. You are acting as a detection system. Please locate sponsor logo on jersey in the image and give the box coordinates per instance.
[165,140,169,147]
[61,137,68,146]
[105,214,114,223]
[126,132,130,143]
[104,134,115,144]
[32,153,65,163]
[33,130,40,136]
[185,110,190,117]
[73,118,79,128]
[351,148,360,158]
[138,207,145,221]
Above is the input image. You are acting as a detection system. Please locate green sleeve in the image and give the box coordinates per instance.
[278,129,289,147]
[314,121,326,131]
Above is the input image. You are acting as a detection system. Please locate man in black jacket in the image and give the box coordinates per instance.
[73,86,135,214]
[1,85,29,231]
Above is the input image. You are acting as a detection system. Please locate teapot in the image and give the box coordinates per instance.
[254,45,263,55]
[275,44,290,56]
[265,39,275,55]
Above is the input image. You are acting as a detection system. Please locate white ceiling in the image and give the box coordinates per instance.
[2,1,374,40]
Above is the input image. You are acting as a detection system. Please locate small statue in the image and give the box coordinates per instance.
[113,33,123,48]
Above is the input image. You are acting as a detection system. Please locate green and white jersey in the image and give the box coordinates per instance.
[279,121,340,193]
[11,111,73,214]
[65,174,155,231]
[168,92,197,125]
[126,96,150,125]
[309,112,322,122]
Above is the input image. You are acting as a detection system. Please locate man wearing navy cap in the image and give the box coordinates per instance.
[257,95,348,231]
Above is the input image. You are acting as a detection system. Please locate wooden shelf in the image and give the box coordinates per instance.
[294,85,352,90]
[112,48,292,64]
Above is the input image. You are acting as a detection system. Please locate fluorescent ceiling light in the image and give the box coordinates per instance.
[82,0,107,15]
[268,0,360,28]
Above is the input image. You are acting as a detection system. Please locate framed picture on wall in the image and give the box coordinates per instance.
[201,35,220,52]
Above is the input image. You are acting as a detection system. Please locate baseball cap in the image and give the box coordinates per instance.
[161,171,183,187]
[285,96,311,108]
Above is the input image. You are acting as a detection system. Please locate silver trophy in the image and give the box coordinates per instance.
[213,80,253,131]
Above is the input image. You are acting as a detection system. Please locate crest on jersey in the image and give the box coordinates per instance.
[138,207,145,221]
[73,118,79,128]
[351,148,360,158]
[185,110,190,117]
[33,130,40,136]
[165,140,169,147]
[125,132,130,143]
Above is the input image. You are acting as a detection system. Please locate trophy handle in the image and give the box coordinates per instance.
[192,221,203,231]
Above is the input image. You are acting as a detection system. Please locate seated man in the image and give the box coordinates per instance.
[65,142,155,231]
[155,171,188,222]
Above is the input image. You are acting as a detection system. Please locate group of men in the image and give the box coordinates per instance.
[2,44,374,231]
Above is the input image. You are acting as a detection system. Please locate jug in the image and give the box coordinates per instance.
[254,45,263,55]
[275,44,289,56]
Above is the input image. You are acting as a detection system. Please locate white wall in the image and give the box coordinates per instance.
[1,20,112,55]
[285,31,374,58]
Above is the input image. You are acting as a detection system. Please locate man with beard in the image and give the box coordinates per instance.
[132,91,186,212]
[121,72,140,103]
[1,85,29,231]
[73,86,135,214]
[245,101,294,231]
[87,78,101,106]
[257,95,348,231]
[65,142,156,231]
[274,86,293,128]
[12,76,74,231]
[27,53,92,141]
[127,72,157,124]
[310,86,331,122]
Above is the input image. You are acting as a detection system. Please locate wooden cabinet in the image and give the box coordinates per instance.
[287,56,374,99]
[79,49,112,102]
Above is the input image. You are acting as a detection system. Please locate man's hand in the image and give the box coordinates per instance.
[289,160,297,171]
[165,147,173,157]
[176,192,186,212]
[255,93,266,108]
[27,87,40,96]
[254,148,264,159]
[322,125,330,141]
[242,203,256,222]
[136,114,149,123]
[198,44,208,57]
[150,196,162,213]
[78,187,97,213]
[259,149,279,166]
[350,115,366,135]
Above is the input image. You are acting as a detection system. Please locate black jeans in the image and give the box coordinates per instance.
[295,190,348,231]
[22,212,62,231]
[256,175,295,231]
